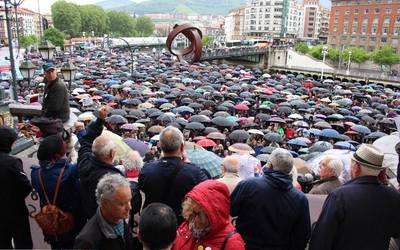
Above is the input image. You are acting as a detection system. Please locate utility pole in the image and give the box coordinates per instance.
[4,0,18,101]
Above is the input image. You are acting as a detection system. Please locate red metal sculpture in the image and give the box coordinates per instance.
[166,24,203,63]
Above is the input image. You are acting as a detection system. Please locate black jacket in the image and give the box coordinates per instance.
[309,176,400,250]
[78,118,123,219]
[0,153,32,220]
[231,168,311,250]
[138,156,208,224]
[74,209,135,250]
[42,77,70,122]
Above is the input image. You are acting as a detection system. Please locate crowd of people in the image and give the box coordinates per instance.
[1,47,400,250]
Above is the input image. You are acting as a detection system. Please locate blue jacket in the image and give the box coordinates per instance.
[138,156,208,224]
[231,168,311,250]
[31,158,85,242]
[309,176,400,250]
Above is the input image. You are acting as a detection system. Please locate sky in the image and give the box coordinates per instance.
[20,0,100,14]
[21,0,331,15]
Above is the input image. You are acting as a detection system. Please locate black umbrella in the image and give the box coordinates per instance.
[204,127,220,134]
[264,132,283,143]
[110,109,128,117]
[106,115,128,124]
[211,116,236,127]
[185,122,205,131]
[199,110,213,117]
[188,115,211,123]
[157,114,176,123]
[129,110,146,119]
[256,113,271,122]
[229,129,250,142]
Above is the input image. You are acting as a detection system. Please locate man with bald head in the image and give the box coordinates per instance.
[77,107,125,220]
[218,155,242,194]
[139,126,208,224]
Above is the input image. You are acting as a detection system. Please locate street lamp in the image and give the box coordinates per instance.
[38,40,55,61]
[60,62,76,91]
[321,46,328,80]
[346,51,352,75]
[19,60,36,91]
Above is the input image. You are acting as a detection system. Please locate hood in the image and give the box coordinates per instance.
[186,180,230,235]
[39,158,68,170]
[263,168,293,191]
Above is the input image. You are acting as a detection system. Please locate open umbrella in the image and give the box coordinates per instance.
[78,112,95,121]
[234,103,249,111]
[101,130,131,161]
[321,128,340,138]
[334,141,356,151]
[248,129,264,136]
[106,115,128,124]
[120,123,139,131]
[196,139,217,148]
[185,122,205,131]
[364,131,388,140]
[110,109,128,117]
[350,125,371,135]
[314,121,332,129]
[228,143,255,154]
[207,132,226,140]
[287,138,308,147]
[189,115,211,123]
[148,125,165,134]
[123,138,150,157]
[264,132,283,143]
[211,116,236,127]
[185,148,222,178]
[229,129,250,142]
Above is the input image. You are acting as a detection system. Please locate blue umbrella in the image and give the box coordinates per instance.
[287,138,308,147]
[309,128,322,136]
[123,139,150,157]
[154,98,169,105]
[102,94,114,100]
[185,148,222,178]
[107,79,119,86]
[334,141,356,151]
[364,131,387,139]
[351,125,371,135]
[321,128,340,138]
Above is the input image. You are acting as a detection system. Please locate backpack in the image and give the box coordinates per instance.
[34,166,74,236]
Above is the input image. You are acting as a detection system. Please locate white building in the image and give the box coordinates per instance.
[244,0,304,39]
[225,6,246,41]
[301,0,330,41]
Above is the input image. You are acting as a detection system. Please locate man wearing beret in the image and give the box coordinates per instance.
[310,144,400,250]
[42,63,70,122]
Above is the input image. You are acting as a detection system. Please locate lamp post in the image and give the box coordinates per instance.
[321,46,328,81]
[60,62,76,91]
[346,51,352,75]
[8,0,24,55]
[38,40,55,61]
[4,0,18,101]
[19,60,36,92]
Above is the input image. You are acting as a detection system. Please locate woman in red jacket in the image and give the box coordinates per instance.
[173,180,245,250]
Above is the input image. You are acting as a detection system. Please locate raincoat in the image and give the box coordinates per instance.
[173,180,245,250]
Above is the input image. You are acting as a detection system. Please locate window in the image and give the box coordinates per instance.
[383,27,388,34]
[386,8,391,14]
[375,8,380,13]
[381,37,387,42]
[354,9,359,14]
[365,8,369,14]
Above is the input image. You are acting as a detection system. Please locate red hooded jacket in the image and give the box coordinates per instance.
[172,180,245,250]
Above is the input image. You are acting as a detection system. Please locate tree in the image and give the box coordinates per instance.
[19,35,38,48]
[327,47,340,62]
[308,45,324,60]
[51,0,81,36]
[106,11,136,37]
[202,35,213,46]
[79,5,109,35]
[294,42,309,54]
[370,46,400,71]
[43,28,66,47]
[134,16,154,37]
[343,47,369,68]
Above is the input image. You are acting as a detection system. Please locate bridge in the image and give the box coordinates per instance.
[271,65,400,88]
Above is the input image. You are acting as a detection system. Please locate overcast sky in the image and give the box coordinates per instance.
[20,0,101,14]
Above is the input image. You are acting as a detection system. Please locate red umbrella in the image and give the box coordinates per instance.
[303,81,314,88]
[92,95,102,100]
[234,103,249,111]
[197,139,217,148]
[193,136,207,141]
[263,88,273,95]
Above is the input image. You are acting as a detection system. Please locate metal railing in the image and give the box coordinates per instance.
[273,65,400,83]
[201,47,270,60]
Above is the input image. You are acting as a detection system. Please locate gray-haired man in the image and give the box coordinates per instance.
[74,174,135,250]
[139,126,208,224]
